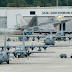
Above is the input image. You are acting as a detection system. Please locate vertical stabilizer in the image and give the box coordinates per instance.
[27,16,37,28]
[16,14,27,29]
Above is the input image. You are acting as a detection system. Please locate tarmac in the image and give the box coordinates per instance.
[0,35,72,72]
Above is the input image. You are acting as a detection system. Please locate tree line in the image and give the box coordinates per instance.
[0,0,72,7]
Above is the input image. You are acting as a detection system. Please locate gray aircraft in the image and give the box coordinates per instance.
[18,31,72,45]
[0,15,70,35]
[9,33,72,46]
[0,30,56,64]
[37,15,70,30]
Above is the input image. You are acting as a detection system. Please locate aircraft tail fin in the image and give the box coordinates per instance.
[27,16,37,28]
[16,14,27,29]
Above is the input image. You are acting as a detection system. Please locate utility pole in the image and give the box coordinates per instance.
[57,0,58,6]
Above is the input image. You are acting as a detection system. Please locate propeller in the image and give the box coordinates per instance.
[32,37,35,41]
[1,47,4,51]
[7,47,10,51]
[25,47,28,51]
[37,36,40,40]
[68,32,70,35]
[26,36,30,40]
[28,32,32,35]
[24,32,27,35]
[39,31,42,34]
[26,51,31,59]
[38,47,41,51]
[14,53,17,58]
[43,46,47,50]
[30,46,35,50]
[45,33,47,35]
[68,36,71,42]
[63,37,66,41]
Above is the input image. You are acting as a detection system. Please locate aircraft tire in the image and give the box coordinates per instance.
[0,62,2,64]
[71,56,72,58]
[7,61,9,64]
[53,44,54,45]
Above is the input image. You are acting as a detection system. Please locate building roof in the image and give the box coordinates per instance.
[0,6,72,9]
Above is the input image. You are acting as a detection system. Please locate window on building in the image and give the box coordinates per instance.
[30,11,35,15]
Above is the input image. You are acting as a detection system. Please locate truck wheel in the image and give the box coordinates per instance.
[65,56,67,58]
[61,56,63,58]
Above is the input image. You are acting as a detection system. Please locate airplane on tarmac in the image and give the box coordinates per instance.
[0,15,71,34]
[12,30,72,45]
[0,30,72,64]
[0,30,56,64]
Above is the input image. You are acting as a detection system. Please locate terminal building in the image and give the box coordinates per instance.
[0,6,72,31]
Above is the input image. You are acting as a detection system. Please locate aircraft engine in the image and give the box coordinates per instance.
[37,36,40,40]
[38,47,41,51]
[30,46,34,50]
[26,36,30,40]
[68,36,71,40]
[32,37,35,41]
[43,46,47,50]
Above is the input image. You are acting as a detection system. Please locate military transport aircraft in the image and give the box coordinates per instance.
[12,31,72,45]
[0,30,55,64]
[1,29,72,64]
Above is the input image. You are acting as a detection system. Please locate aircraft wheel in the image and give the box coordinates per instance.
[71,56,72,58]
[7,61,9,64]
[18,55,20,58]
[53,44,54,45]
[0,62,2,64]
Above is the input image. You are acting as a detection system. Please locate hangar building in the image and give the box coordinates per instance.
[0,6,72,31]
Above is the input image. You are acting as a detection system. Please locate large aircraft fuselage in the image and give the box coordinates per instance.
[44,36,55,45]
[0,52,9,63]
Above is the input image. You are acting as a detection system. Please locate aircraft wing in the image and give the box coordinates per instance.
[0,44,71,50]
[28,31,72,34]
[0,46,17,48]
[6,51,27,54]
[8,35,45,38]
[60,19,71,23]
[29,51,55,53]
[7,51,55,54]
[25,45,71,48]
[37,19,60,29]
[53,36,72,38]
